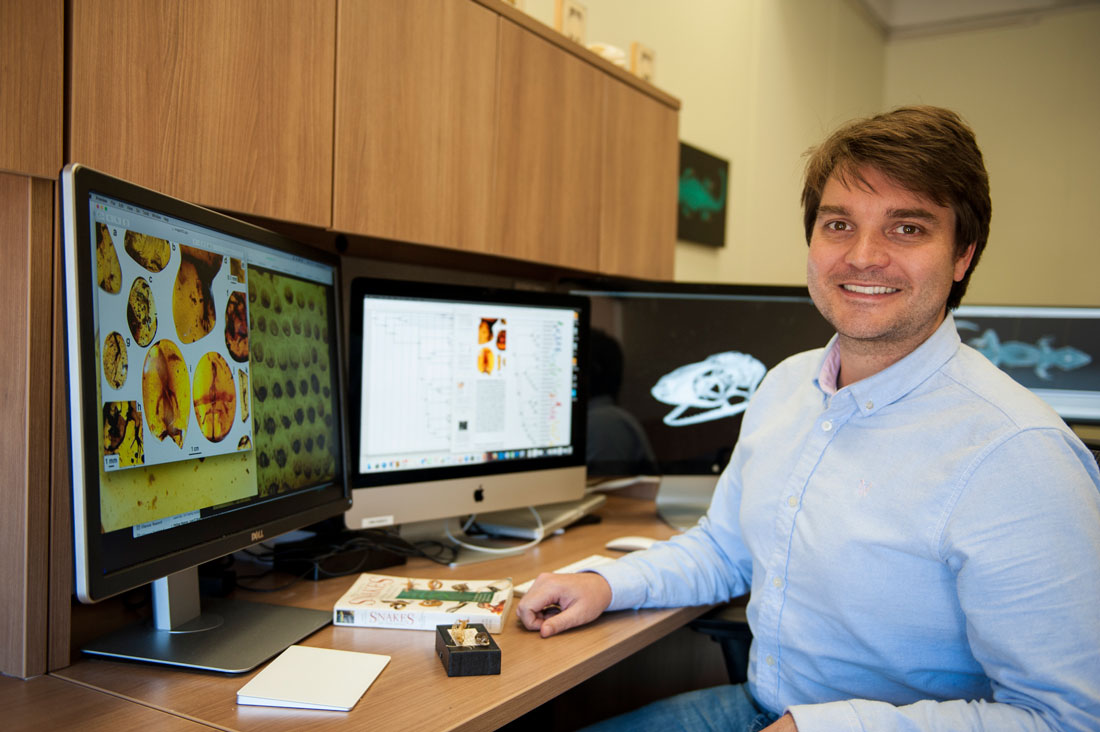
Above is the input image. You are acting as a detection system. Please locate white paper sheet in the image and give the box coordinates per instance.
[237,645,390,711]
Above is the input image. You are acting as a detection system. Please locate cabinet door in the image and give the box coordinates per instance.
[334,0,498,252]
[70,0,335,227]
[491,20,603,271]
[599,78,678,280]
[0,0,63,179]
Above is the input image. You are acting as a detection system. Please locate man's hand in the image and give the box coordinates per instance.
[515,571,612,637]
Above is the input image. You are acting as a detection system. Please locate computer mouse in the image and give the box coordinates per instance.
[604,535,658,552]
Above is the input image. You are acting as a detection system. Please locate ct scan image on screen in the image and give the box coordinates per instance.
[575,284,836,480]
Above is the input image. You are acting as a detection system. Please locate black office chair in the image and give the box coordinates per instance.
[689,594,752,685]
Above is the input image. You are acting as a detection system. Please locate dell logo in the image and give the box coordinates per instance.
[251,529,265,542]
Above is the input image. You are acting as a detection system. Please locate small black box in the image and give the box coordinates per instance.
[435,623,501,677]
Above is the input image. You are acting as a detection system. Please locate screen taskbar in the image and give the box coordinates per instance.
[360,444,575,474]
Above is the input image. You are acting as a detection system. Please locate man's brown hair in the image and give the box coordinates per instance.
[801,106,991,311]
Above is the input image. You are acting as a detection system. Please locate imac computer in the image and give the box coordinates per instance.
[61,164,350,672]
[569,281,836,529]
[343,277,589,558]
[953,304,1100,425]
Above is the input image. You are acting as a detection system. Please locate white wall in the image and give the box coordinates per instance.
[723,0,883,288]
[885,5,1100,306]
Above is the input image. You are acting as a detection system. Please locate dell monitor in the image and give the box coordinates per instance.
[61,164,350,672]
[570,281,836,528]
[953,304,1100,424]
[343,277,589,558]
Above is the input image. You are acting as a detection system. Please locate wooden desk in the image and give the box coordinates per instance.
[54,495,715,731]
[2,673,209,731]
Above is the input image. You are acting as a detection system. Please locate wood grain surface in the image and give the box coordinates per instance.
[2,673,210,731]
[333,0,498,252]
[0,174,55,678]
[491,20,604,271]
[0,0,63,179]
[69,0,335,227]
[598,78,678,280]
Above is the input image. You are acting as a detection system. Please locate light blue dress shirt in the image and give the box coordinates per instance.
[595,315,1100,731]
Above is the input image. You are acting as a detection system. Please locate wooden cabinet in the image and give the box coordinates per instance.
[598,77,678,280]
[0,0,63,179]
[0,174,54,678]
[69,0,336,227]
[0,1,63,678]
[334,0,498,253]
[490,20,604,271]
[63,0,676,271]
[334,0,678,276]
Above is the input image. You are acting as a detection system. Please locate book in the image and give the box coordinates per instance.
[236,645,390,711]
[333,573,514,633]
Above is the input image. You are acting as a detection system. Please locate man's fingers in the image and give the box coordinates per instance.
[516,573,559,630]
[517,599,560,632]
[515,571,613,637]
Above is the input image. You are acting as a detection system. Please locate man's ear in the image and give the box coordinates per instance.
[953,242,977,282]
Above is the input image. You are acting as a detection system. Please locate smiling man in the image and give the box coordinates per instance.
[801,108,986,388]
[517,107,1100,732]
[806,167,973,382]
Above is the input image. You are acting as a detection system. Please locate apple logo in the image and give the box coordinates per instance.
[473,486,484,502]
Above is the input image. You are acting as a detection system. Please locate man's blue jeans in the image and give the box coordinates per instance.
[580,683,780,732]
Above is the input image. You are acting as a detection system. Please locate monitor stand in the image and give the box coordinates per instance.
[655,475,720,531]
[81,566,331,673]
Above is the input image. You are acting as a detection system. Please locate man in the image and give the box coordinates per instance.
[517,106,1100,731]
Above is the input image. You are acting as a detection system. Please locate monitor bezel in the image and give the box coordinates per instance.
[61,163,351,603]
[347,276,590,492]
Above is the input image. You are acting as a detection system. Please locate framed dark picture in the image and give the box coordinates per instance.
[677,142,729,248]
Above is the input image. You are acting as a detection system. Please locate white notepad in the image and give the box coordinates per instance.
[237,645,390,711]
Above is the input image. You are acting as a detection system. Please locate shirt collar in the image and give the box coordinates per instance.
[814,314,962,415]
[817,344,842,397]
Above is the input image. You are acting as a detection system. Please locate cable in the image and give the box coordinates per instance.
[443,505,545,556]
[235,528,459,592]
[235,508,543,592]
[235,566,317,593]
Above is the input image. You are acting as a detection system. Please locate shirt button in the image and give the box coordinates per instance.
[772,577,783,589]
[787,496,798,508]
[766,655,776,666]
[821,420,833,432]
[865,401,874,410]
